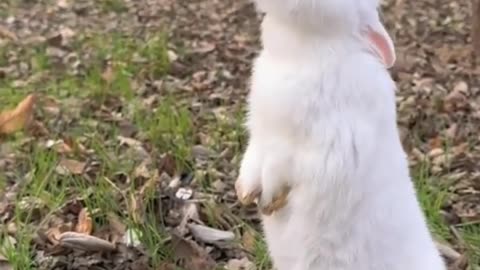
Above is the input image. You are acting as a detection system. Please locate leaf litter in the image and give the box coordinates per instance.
[0,0,479,269]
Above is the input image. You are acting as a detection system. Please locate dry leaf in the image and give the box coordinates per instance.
[46,227,62,246]
[241,229,256,253]
[187,224,235,244]
[177,203,200,235]
[0,94,36,135]
[59,232,116,252]
[46,139,73,154]
[428,136,442,149]
[75,208,93,235]
[128,192,143,225]
[117,135,142,147]
[0,261,13,270]
[106,212,126,244]
[226,258,256,270]
[156,263,177,270]
[56,159,86,175]
[170,233,216,270]
[434,240,461,261]
[107,212,126,235]
[133,160,151,178]
[472,0,480,60]
[101,64,114,84]
[0,25,18,41]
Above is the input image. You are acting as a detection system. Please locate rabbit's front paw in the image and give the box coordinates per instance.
[235,177,261,206]
[258,154,292,216]
[259,184,291,216]
[236,145,263,206]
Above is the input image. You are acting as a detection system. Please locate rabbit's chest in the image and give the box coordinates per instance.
[249,63,357,142]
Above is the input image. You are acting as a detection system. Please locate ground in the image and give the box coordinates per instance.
[0,0,478,269]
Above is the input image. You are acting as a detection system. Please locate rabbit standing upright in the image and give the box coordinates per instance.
[235,0,447,270]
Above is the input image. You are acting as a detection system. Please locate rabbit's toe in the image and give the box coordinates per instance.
[235,178,262,205]
[236,143,263,205]
[259,184,291,216]
[258,152,293,216]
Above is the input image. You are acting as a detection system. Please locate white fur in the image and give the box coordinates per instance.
[236,1,447,270]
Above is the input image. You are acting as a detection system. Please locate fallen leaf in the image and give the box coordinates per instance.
[134,160,152,179]
[226,257,256,270]
[58,232,116,252]
[117,135,143,148]
[128,192,143,225]
[75,208,93,235]
[46,227,62,246]
[46,139,73,154]
[241,229,256,253]
[0,25,18,41]
[156,263,177,270]
[434,240,461,261]
[56,0,69,8]
[107,212,126,235]
[170,232,216,270]
[188,224,235,244]
[0,236,16,257]
[56,159,86,175]
[0,94,36,135]
[0,261,13,270]
[105,212,126,244]
[101,64,114,84]
[177,203,200,235]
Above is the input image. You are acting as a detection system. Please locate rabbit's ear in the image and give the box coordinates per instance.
[363,18,396,68]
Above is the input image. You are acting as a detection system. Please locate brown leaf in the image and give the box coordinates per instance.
[0,94,36,135]
[107,212,126,243]
[226,258,256,270]
[0,261,13,270]
[46,227,62,246]
[56,159,86,175]
[58,232,116,252]
[241,229,256,253]
[170,233,216,270]
[428,136,442,149]
[128,192,143,225]
[472,0,480,61]
[101,64,114,84]
[0,25,18,41]
[46,139,73,154]
[75,208,93,235]
[156,263,177,270]
[187,223,235,244]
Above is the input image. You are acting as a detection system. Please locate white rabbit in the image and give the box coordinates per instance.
[235,0,447,270]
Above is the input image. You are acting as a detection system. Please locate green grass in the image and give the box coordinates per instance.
[461,223,480,269]
[413,161,452,242]
[99,0,128,13]
[0,29,177,269]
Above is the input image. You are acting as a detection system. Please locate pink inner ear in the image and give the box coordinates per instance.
[366,28,395,68]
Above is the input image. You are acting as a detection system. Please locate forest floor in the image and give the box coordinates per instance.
[0,0,479,269]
